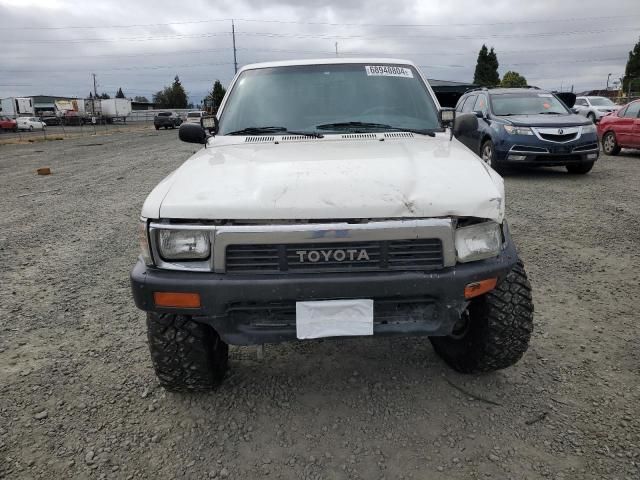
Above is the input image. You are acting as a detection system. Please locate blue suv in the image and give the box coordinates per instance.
[454,87,599,174]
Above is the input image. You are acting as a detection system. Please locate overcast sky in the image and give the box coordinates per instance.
[1,0,639,103]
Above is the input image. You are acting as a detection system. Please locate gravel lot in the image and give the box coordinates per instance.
[1,130,639,480]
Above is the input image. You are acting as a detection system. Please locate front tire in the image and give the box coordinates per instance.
[146,313,228,392]
[480,139,504,174]
[602,132,621,156]
[430,260,534,373]
[566,162,594,174]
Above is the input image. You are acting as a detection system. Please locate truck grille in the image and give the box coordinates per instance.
[225,239,443,274]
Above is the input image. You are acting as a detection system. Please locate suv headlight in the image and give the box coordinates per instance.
[503,125,534,135]
[582,123,596,134]
[157,229,210,260]
[455,222,502,263]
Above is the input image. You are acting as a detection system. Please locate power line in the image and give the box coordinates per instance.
[1,14,638,30]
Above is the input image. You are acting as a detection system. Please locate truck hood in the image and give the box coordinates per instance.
[143,134,505,223]
[499,114,591,127]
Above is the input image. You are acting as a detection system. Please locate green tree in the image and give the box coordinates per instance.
[204,79,227,112]
[473,45,500,87]
[153,75,188,108]
[115,87,126,99]
[133,95,150,103]
[622,37,640,93]
[500,71,528,88]
[98,93,110,99]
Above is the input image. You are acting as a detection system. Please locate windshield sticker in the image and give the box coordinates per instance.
[365,66,414,78]
[538,94,553,97]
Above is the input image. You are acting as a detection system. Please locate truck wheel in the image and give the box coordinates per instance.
[602,132,620,156]
[146,313,228,392]
[566,162,594,174]
[430,260,533,373]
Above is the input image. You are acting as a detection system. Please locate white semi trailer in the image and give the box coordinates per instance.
[1,97,35,117]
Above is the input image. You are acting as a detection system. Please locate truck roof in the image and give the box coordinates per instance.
[238,58,418,73]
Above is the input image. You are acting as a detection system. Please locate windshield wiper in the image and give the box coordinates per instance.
[316,121,435,137]
[537,112,564,115]
[226,126,323,138]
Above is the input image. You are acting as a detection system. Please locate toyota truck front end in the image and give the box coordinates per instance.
[130,59,534,392]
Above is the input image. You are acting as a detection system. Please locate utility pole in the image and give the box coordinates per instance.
[335,42,338,57]
[606,73,612,91]
[231,20,238,74]
[92,73,98,97]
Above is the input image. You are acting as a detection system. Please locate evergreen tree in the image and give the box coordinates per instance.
[133,96,150,103]
[115,87,126,99]
[501,71,528,88]
[204,79,227,112]
[622,37,640,93]
[153,75,188,108]
[473,45,500,87]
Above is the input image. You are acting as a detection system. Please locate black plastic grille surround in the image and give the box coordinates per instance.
[225,239,443,274]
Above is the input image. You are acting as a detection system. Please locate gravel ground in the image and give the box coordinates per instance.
[0,130,639,480]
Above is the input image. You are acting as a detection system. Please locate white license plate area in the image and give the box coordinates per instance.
[296,299,374,339]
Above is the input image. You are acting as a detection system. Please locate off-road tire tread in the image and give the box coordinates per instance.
[430,260,534,373]
[146,313,228,392]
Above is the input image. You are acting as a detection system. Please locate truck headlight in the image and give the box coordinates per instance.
[455,222,502,263]
[503,125,533,136]
[138,219,154,266]
[582,124,596,134]
[157,229,210,260]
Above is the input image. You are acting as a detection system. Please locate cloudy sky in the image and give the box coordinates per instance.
[1,0,639,103]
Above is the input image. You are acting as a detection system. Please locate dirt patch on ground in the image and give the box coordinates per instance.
[0,131,638,479]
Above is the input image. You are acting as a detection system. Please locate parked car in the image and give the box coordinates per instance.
[573,96,621,123]
[0,116,17,132]
[131,58,535,392]
[153,111,182,130]
[185,110,207,124]
[454,87,599,174]
[597,99,640,155]
[41,116,61,126]
[17,117,46,131]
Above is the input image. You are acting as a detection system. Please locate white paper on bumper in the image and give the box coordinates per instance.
[296,299,374,339]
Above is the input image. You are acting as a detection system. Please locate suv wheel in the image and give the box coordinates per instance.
[146,313,228,392]
[602,132,621,156]
[480,140,503,173]
[566,162,594,174]
[430,259,534,373]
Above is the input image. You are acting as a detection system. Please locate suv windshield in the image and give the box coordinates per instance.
[158,112,171,117]
[589,97,615,106]
[490,92,569,116]
[218,63,440,135]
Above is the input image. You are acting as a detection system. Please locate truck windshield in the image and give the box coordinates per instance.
[218,63,440,135]
[491,93,570,116]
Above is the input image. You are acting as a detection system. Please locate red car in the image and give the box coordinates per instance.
[598,100,640,155]
[0,116,17,132]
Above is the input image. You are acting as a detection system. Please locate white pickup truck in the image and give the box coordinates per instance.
[131,58,534,392]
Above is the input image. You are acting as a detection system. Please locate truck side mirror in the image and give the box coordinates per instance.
[452,113,479,137]
[179,123,208,144]
[439,108,456,128]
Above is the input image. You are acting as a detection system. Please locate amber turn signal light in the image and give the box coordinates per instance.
[154,292,201,308]
[464,278,497,299]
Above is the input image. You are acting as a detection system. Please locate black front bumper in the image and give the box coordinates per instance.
[131,231,518,345]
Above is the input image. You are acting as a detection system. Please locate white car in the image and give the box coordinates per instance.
[131,58,534,392]
[17,117,46,131]
[185,110,207,124]
[574,96,620,123]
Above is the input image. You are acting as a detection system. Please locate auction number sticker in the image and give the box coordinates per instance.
[365,65,413,78]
